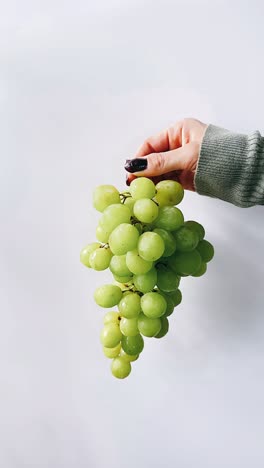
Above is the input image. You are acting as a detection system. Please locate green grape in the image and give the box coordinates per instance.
[103,311,121,325]
[155,316,169,338]
[121,334,144,355]
[173,226,199,252]
[138,232,165,262]
[126,249,153,275]
[122,290,134,297]
[118,292,141,318]
[96,224,110,243]
[89,247,112,271]
[130,177,156,199]
[192,261,207,277]
[110,255,132,277]
[141,292,167,318]
[109,223,139,255]
[162,294,175,317]
[184,220,205,241]
[120,349,139,362]
[156,265,180,292]
[155,180,184,206]
[168,288,182,307]
[103,343,121,358]
[153,228,176,257]
[94,284,123,308]
[93,185,120,212]
[100,323,122,348]
[99,204,131,235]
[133,268,157,293]
[111,357,131,379]
[124,196,136,211]
[137,313,161,337]
[196,240,214,262]
[113,274,133,283]
[80,242,101,267]
[133,199,159,223]
[154,206,184,231]
[168,250,202,276]
[120,317,139,336]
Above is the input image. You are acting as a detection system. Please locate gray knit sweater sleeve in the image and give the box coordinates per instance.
[194,124,264,207]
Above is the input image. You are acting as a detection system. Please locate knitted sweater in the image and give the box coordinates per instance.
[195,125,264,207]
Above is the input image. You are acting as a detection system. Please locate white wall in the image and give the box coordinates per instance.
[1,1,264,467]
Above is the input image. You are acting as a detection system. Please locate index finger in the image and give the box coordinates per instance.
[134,121,184,157]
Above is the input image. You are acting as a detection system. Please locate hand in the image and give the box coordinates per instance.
[125,118,208,191]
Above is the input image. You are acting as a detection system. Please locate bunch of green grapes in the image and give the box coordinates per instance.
[80,178,214,379]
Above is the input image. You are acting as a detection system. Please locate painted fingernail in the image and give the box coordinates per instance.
[124,158,148,173]
[126,174,131,186]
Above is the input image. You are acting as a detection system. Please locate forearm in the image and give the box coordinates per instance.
[194,124,264,207]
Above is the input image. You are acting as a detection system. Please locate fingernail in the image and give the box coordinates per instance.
[126,174,131,186]
[124,158,148,173]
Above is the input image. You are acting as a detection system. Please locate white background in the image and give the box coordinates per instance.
[1,1,264,467]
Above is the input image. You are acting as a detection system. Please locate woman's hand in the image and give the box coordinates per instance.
[125,118,208,191]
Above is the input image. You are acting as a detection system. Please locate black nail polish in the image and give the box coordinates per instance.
[124,158,148,173]
[126,174,131,186]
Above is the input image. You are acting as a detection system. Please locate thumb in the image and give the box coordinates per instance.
[125,143,197,177]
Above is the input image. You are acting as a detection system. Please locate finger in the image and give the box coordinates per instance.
[126,173,137,186]
[150,174,176,185]
[134,122,184,157]
[126,170,180,184]
[145,172,181,185]
[125,173,172,186]
[125,145,192,178]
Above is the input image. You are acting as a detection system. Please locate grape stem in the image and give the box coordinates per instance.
[120,192,132,203]
[130,217,153,231]
[121,285,143,296]
[120,192,131,197]
[130,216,142,225]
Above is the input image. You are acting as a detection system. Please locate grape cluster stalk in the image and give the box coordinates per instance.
[80,178,214,379]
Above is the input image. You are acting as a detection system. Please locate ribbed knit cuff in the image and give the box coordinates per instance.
[194,124,264,207]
